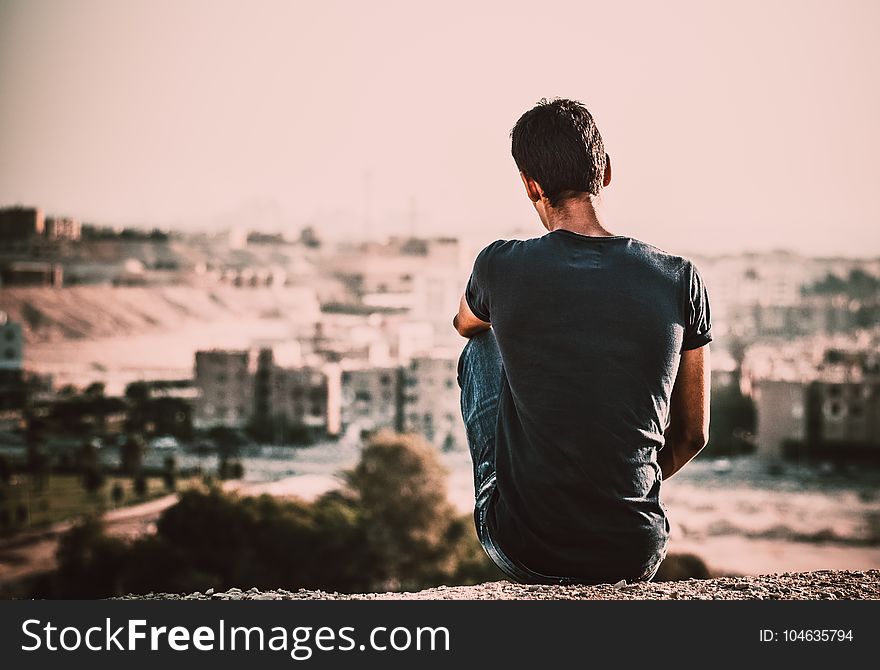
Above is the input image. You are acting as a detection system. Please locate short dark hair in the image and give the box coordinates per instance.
[510,98,607,206]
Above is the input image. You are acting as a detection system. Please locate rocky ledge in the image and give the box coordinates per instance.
[120,569,879,601]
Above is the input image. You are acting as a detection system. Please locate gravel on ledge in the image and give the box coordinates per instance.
[117,569,880,601]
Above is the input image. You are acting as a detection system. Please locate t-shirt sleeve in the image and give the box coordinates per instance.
[681,260,712,351]
[464,241,501,323]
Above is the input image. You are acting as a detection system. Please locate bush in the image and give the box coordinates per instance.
[162,456,177,492]
[82,468,105,494]
[53,517,129,598]
[41,431,500,598]
[133,474,148,497]
[653,552,711,581]
[343,430,482,590]
[0,454,11,485]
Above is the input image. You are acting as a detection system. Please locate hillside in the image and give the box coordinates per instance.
[0,285,322,344]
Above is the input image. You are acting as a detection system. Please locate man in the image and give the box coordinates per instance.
[454,98,711,585]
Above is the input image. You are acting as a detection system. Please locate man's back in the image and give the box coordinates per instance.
[465,229,712,581]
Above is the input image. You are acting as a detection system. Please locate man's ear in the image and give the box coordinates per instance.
[519,172,543,203]
[603,154,612,188]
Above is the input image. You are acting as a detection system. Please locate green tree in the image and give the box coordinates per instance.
[78,439,104,493]
[120,433,145,475]
[343,430,466,590]
[133,474,148,497]
[162,456,178,492]
[0,453,11,486]
[111,482,125,506]
[53,517,128,598]
[706,385,757,456]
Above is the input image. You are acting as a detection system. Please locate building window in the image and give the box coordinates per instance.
[3,348,14,359]
[380,374,391,386]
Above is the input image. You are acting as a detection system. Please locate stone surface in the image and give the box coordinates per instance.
[117,569,880,601]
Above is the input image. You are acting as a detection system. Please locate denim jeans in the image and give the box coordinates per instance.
[457,327,664,585]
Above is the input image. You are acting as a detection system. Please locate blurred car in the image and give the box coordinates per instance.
[148,435,180,450]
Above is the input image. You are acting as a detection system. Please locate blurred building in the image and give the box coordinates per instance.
[44,216,82,241]
[253,348,333,442]
[340,365,401,433]
[0,261,63,287]
[747,334,880,460]
[326,236,466,349]
[693,252,880,342]
[0,206,44,251]
[0,312,25,411]
[751,379,806,460]
[401,349,465,450]
[193,349,252,429]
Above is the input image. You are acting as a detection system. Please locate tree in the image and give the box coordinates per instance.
[133,474,148,497]
[120,433,145,475]
[162,456,178,491]
[706,384,757,457]
[24,415,50,491]
[111,482,125,506]
[84,382,105,398]
[342,430,463,590]
[38,431,502,597]
[0,453,11,486]
[53,517,129,598]
[78,438,103,494]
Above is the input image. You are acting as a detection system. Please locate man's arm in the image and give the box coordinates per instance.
[658,344,711,479]
[453,293,491,338]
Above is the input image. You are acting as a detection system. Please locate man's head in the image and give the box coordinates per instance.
[511,98,611,212]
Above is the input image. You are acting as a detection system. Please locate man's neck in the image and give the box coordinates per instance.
[542,196,613,237]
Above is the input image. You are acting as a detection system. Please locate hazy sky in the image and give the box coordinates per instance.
[1,0,878,255]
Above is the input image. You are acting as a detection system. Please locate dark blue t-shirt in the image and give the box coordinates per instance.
[465,229,712,581]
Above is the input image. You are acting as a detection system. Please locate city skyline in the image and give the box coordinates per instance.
[2,0,880,257]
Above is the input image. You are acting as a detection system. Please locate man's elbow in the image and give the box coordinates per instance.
[453,314,489,338]
[456,323,489,339]
[685,427,709,455]
[453,314,469,338]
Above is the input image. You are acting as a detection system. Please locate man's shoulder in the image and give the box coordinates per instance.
[473,238,525,269]
[476,237,523,255]
[475,234,699,277]
[625,237,694,277]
